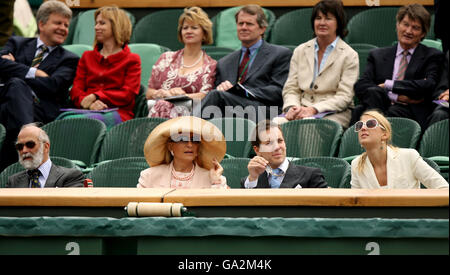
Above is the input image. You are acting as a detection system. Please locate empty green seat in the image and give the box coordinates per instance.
[97,117,167,163]
[209,117,256,158]
[419,119,449,181]
[281,119,343,158]
[220,158,251,188]
[349,43,378,77]
[42,118,106,168]
[131,9,184,50]
[292,157,351,188]
[62,44,93,58]
[129,43,170,87]
[86,157,149,187]
[346,7,399,47]
[269,8,314,46]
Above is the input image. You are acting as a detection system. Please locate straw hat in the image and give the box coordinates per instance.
[143,116,226,170]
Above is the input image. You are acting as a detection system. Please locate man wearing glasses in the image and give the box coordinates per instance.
[6,124,84,188]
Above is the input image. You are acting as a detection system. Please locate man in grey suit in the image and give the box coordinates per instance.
[6,123,84,188]
[241,120,327,189]
[198,4,292,122]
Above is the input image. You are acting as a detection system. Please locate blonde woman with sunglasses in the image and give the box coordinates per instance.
[350,110,448,189]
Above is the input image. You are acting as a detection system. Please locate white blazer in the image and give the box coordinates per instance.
[351,147,449,189]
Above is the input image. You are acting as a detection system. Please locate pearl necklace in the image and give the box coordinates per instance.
[181,51,203,68]
[171,164,195,181]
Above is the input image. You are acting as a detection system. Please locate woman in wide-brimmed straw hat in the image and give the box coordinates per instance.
[138,116,228,188]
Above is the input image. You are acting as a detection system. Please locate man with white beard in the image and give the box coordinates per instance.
[6,123,84,188]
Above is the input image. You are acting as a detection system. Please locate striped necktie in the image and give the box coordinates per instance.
[28,169,41,188]
[31,45,49,68]
[396,50,409,80]
[238,48,251,83]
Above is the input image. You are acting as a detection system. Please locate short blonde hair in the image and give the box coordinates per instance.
[94,6,132,47]
[357,110,395,173]
[177,7,213,45]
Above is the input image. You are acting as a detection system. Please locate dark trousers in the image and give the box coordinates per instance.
[427,105,449,128]
[0,78,47,171]
[195,89,280,123]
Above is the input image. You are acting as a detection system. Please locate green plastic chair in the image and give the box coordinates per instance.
[269,8,314,46]
[0,157,79,188]
[419,119,449,181]
[0,123,5,153]
[346,7,399,47]
[292,157,351,188]
[422,157,442,188]
[97,117,167,163]
[212,6,276,50]
[72,9,136,45]
[62,44,93,58]
[129,43,171,87]
[220,158,251,188]
[349,43,378,77]
[338,117,422,163]
[202,45,235,61]
[209,117,256,158]
[131,9,184,50]
[133,84,149,118]
[86,157,149,187]
[421,39,443,51]
[42,118,106,168]
[280,119,343,158]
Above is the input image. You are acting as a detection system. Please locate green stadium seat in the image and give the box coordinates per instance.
[419,119,449,181]
[292,157,351,188]
[346,7,399,47]
[62,44,93,58]
[202,45,235,61]
[349,43,378,78]
[42,118,106,168]
[97,117,167,163]
[131,9,184,50]
[128,43,170,87]
[220,158,251,188]
[133,84,149,118]
[269,8,314,46]
[86,157,149,187]
[280,119,343,158]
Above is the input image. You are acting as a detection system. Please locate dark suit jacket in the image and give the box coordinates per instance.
[354,43,443,122]
[215,40,292,109]
[6,164,85,188]
[0,36,79,121]
[240,163,328,188]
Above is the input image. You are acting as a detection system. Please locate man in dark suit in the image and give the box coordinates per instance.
[0,1,79,171]
[351,4,444,130]
[240,120,327,189]
[6,123,84,188]
[427,50,449,127]
[198,4,292,122]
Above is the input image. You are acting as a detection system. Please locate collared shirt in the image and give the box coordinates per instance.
[239,39,263,71]
[26,37,57,79]
[312,36,339,86]
[29,158,52,188]
[244,158,290,189]
[385,43,416,102]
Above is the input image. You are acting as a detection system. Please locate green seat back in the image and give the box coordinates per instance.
[419,119,449,158]
[42,118,106,167]
[86,157,149,187]
[0,157,79,188]
[0,124,5,154]
[131,9,184,50]
[62,44,93,58]
[212,7,276,50]
[209,117,256,158]
[269,8,313,46]
[292,157,351,188]
[72,9,136,45]
[349,43,378,77]
[337,124,363,159]
[387,117,422,149]
[129,43,170,87]
[346,7,399,47]
[220,158,251,188]
[421,39,443,51]
[97,117,167,162]
[202,45,235,61]
[281,119,343,158]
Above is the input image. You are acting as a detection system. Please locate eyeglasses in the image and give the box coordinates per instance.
[15,141,37,151]
[170,134,201,144]
[354,119,386,132]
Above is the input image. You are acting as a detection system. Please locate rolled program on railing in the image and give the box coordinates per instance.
[126,202,185,217]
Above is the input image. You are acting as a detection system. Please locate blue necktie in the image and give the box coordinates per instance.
[269,168,283,189]
[28,169,41,188]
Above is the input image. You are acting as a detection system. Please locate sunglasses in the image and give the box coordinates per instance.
[170,134,201,143]
[354,119,386,132]
[15,141,37,151]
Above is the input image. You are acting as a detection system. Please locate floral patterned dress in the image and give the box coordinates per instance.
[148,49,217,118]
